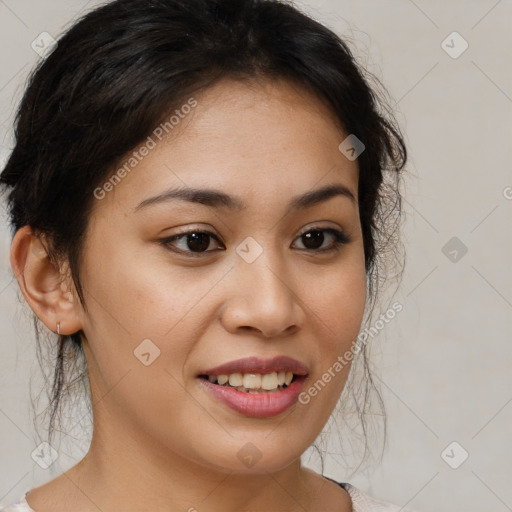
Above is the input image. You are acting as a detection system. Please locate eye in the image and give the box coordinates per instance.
[292,227,351,253]
[159,230,224,257]
[159,226,351,257]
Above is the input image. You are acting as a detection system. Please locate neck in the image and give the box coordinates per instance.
[56,417,323,512]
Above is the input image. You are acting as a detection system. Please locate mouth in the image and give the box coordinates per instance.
[196,356,309,418]
[197,371,300,394]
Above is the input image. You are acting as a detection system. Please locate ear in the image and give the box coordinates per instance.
[9,225,83,336]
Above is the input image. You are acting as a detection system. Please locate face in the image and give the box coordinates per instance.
[77,78,366,474]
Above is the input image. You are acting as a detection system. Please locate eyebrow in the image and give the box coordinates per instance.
[133,183,356,214]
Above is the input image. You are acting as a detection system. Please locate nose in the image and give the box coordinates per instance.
[220,252,305,338]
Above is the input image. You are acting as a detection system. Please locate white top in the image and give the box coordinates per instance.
[0,482,417,511]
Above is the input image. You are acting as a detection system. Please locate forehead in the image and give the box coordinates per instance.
[91,77,358,218]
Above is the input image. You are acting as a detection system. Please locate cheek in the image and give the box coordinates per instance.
[297,253,366,413]
[79,240,231,401]
[308,256,367,348]
[82,238,214,337]
[79,245,208,441]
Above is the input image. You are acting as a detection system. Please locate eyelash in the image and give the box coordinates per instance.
[159,226,351,258]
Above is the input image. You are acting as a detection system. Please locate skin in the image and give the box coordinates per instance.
[10,77,366,512]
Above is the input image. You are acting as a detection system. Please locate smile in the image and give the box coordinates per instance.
[199,371,296,393]
[197,375,309,418]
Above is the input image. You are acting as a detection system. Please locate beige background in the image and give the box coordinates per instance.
[1,1,511,511]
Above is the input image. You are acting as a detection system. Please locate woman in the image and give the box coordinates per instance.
[0,0,412,510]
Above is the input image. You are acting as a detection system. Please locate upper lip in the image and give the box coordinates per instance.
[199,356,309,377]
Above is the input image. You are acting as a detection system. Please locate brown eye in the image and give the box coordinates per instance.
[182,232,212,252]
[292,228,351,253]
[301,230,325,249]
[160,227,350,258]
[160,230,224,256]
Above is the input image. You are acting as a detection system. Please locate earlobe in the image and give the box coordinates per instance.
[9,225,83,335]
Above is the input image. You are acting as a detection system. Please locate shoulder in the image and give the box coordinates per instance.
[343,482,418,512]
[0,494,35,512]
[1,483,419,512]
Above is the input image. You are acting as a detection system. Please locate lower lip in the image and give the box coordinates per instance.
[198,376,307,418]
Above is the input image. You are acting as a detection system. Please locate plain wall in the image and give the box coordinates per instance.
[1,1,511,511]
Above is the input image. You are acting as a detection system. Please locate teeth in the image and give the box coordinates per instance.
[205,371,297,391]
[243,373,261,389]
[217,374,229,385]
[261,372,278,390]
[228,373,243,387]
